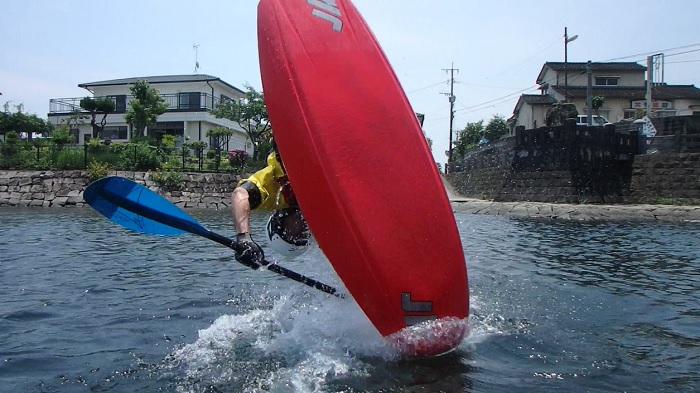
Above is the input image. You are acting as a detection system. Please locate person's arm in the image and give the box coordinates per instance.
[230,182,265,267]
[231,186,252,235]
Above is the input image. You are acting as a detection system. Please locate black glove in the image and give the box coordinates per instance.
[234,232,265,269]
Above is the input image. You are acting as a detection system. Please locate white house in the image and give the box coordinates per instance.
[47,74,251,154]
[511,62,700,130]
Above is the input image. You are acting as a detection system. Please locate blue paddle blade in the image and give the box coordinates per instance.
[84,176,204,236]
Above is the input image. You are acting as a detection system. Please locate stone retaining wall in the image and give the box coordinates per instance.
[0,171,241,209]
[446,153,700,205]
[626,153,700,204]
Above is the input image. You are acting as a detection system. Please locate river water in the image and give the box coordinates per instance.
[0,207,698,392]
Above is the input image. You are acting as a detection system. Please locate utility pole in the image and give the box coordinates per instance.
[646,55,653,118]
[646,54,664,118]
[586,60,592,125]
[442,63,458,174]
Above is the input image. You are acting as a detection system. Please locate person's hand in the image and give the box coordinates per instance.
[234,232,265,268]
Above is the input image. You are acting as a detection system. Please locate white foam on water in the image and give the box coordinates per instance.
[460,294,516,348]
[164,243,484,391]
[166,288,394,392]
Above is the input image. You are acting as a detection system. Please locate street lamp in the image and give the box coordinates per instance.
[564,27,578,102]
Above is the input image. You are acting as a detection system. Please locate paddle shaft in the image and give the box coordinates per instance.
[205,231,343,297]
[96,185,343,298]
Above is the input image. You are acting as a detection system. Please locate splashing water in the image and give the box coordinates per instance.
[163,290,391,392]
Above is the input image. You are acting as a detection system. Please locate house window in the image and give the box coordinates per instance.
[150,121,184,135]
[107,95,127,111]
[70,128,80,144]
[595,77,619,86]
[178,92,201,109]
[102,126,128,140]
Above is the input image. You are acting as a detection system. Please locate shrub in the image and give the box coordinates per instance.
[228,149,249,168]
[55,149,85,169]
[108,142,128,154]
[87,159,110,182]
[150,167,184,189]
[1,148,35,169]
[50,127,74,148]
[116,142,161,171]
[1,131,21,156]
[161,134,176,154]
[29,156,53,170]
[189,141,207,152]
[86,138,106,153]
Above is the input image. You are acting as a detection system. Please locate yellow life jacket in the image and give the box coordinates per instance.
[237,152,295,210]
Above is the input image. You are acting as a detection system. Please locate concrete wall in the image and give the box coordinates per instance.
[0,170,240,209]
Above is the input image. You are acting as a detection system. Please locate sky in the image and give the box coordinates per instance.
[2,1,699,167]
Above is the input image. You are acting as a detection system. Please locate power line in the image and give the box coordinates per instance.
[485,36,561,80]
[406,80,449,94]
[605,42,700,61]
[455,85,539,113]
[424,42,700,125]
[665,48,700,58]
[667,59,700,64]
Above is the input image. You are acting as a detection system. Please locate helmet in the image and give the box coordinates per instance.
[266,207,310,258]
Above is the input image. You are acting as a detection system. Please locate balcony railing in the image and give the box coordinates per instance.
[49,93,226,114]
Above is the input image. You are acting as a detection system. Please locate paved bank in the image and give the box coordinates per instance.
[449,197,700,222]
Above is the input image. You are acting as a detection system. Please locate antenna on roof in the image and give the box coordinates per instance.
[193,43,200,73]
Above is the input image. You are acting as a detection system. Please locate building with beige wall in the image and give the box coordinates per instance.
[47,74,251,154]
[511,62,700,130]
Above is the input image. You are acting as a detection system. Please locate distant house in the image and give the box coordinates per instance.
[47,74,250,153]
[511,62,700,130]
[511,94,557,130]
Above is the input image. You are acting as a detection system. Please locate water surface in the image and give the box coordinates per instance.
[0,208,698,392]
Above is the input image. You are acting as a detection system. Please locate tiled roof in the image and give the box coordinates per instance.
[653,85,700,99]
[521,94,557,105]
[513,94,557,114]
[536,62,646,84]
[551,84,700,100]
[78,74,244,94]
[544,62,647,72]
[552,86,646,99]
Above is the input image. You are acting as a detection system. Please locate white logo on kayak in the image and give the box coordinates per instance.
[307,0,342,32]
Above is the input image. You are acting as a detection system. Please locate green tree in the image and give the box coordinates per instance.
[1,131,21,156]
[161,134,176,155]
[62,108,88,138]
[206,127,233,172]
[592,95,605,116]
[51,126,74,150]
[484,115,509,142]
[210,84,270,160]
[453,120,484,158]
[0,103,51,142]
[125,80,169,139]
[80,97,115,140]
